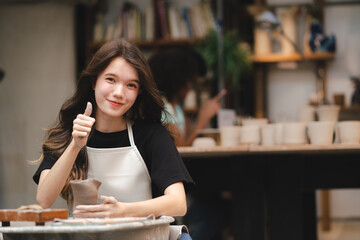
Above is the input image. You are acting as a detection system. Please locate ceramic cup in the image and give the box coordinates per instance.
[337,121,360,144]
[220,126,240,146]
[261,124,276,146]
[307,121,335,145]
[240,125,261,145]
[274,123,283,145]
[316,105,340,122]
[282,122,307,145]
[241,118,268,127]
[192,137,216,147]
[298,105,315,123]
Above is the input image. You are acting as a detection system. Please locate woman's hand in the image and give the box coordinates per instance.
[72,102,96,149]
[73,182,186,218]
[196,89,227,130]
[73,196,127,218]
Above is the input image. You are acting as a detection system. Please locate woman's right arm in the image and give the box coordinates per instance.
[36,102,95,208]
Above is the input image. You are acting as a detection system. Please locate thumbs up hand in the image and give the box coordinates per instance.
[72,102,96,149]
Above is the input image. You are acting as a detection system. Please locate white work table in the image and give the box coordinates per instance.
[179,143,360,240]
[178,143,360,157]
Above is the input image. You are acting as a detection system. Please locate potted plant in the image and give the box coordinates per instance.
[195,30,252,109]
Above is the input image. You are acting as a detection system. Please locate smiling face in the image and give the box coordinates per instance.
[94,57,140,129]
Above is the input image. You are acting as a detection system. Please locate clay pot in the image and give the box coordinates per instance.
[70,179,101,209]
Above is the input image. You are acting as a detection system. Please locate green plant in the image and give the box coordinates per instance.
[195,30,251,87]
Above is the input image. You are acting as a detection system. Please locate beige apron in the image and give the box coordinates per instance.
[86,120,152,203]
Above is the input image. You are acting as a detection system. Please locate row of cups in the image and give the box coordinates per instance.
[219,120,360,147]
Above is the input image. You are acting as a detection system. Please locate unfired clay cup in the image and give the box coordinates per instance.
[220,126,240,146]
[338,121,360,144]
[307,121,335,145]
[261,124,276,146]
[240,125,261,145]
[70,179,101,209]
[282,122,307,145]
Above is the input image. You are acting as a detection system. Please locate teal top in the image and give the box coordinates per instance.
[162,100,186,135]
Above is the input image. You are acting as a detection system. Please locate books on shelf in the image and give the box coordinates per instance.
[92,1,216,43]
[145,4,155,40]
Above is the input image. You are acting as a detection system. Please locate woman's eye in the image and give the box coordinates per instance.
[128,83,138,89]
[106,77,115,82]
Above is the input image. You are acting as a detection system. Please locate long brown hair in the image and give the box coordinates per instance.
[39,39,164,203]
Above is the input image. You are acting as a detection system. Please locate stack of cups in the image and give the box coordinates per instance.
[307,105,340,145]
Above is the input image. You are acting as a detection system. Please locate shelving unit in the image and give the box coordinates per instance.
[251,0,336,233]
[253,52,335,118]
[85,1,215,50]
[89,38,204,50]
[251,0,335,118]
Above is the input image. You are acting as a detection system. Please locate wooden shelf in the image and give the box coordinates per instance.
[89,38,204,50]
[252,51,335,63]
[303,51,335,61]
[252,53,302,63]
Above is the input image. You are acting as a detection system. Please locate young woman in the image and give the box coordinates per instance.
[148,49,226,146]
[33,39,193,219]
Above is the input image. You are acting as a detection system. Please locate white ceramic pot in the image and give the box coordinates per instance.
[261,124,276,146]
[298,105,315,123]
[338,121,360,144]
[192,137,216,147]
[316,105,340,122]
[282,122,307,145]
[240,126,261,145]
[307,121,335,145]
[274,123,283,145]
[220,126,241,146]
[241,118,268,126]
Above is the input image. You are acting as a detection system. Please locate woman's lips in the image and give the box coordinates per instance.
[108,100,123,107]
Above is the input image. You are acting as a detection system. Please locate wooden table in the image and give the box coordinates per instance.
[178,144,360,240]
[0,209,68,226]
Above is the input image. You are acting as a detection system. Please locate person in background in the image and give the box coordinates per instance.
[149,49,231,240]
[148,49,226,146]
[32,39,194,239]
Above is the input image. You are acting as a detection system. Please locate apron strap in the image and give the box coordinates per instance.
[127,120,135,147]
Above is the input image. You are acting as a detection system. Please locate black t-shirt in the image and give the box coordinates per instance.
[33,119,194,198]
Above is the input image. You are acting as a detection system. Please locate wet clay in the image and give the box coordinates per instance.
[70,179,101,209]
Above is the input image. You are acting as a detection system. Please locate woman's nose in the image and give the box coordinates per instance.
[113,83,124,97]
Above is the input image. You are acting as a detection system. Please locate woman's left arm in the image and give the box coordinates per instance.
[73,182,187,218]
